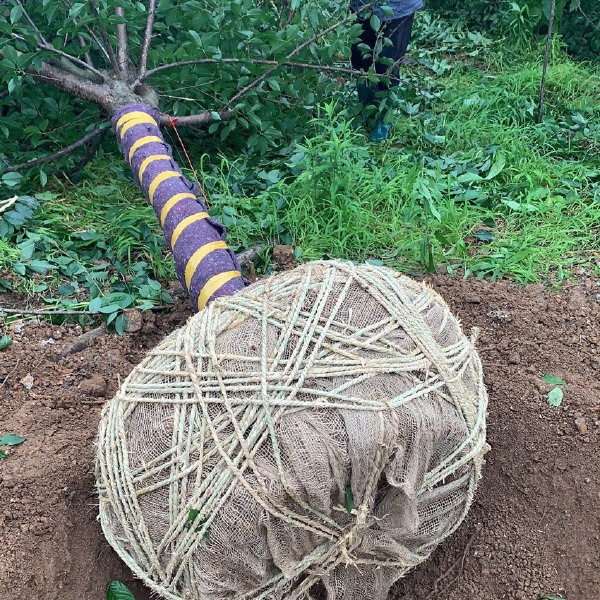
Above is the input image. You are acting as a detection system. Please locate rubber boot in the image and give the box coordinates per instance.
[368,94,394,143]
[369,118,392,143]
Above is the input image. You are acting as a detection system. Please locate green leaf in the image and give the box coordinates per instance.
[2,172,23,188]
[344,486,354,514]
[115,313,127,336]
[0,434,26,446]
[98,304,122,314]
[485,154,506,180]
[189,30,202,46]
[10,5,23,24]
[369,14,381,31]
[542,374,566,386]
[547,387,563,407]
[185,508,201,531]
[185,508,209,536]
[0,334,12,350]
[0,450,6,459]
[457,172,482,183]
[106,581,136,600]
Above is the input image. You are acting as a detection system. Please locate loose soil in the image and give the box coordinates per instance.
[1,274,599,600]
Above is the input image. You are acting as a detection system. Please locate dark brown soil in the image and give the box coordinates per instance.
[1,275,599,600]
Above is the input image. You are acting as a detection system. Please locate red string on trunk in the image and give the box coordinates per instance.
[167,116,210,207]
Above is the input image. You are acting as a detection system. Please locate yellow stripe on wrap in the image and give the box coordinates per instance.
[198,270,241,311]
[184,241,228,291]
[148,171,181,205]
[128,136,163,163]
[171,212,209,248]
[115,111,157,132]
[159,193,197,226]
[138,154,171,181]
[118,115,159,139]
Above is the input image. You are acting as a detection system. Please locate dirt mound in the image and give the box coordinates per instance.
[1,275,598,600]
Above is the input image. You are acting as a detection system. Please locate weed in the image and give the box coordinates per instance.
[106,581,135,600]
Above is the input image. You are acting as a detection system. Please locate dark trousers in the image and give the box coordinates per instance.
[350,13,414,103]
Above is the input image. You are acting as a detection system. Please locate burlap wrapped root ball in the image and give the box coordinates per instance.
[97,260,488,600]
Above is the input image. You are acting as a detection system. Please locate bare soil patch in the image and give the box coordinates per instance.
[1,275,598,600]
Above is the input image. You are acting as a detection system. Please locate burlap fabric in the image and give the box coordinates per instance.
[97,260,488,600]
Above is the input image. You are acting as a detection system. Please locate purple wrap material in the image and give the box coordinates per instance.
[111,103,247,312]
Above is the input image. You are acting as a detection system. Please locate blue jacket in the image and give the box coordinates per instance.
[350,0,423,21]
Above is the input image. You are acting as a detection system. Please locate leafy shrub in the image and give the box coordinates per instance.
[425,0,600,60]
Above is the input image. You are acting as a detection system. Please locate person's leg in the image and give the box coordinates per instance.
[377,13,415,90]
[350,16,377,107]
[369,13,415,142]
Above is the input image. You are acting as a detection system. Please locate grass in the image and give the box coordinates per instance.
[1,11,599,325]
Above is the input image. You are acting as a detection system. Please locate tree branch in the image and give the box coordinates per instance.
[3,126,109,173]
[88,0,120,74]
[158,110,233,127]
[11,3,106,82]
[61,0,113,66]
[138,0,157,78]
[19,57,112,107]
[139,57,362,83]
[115,7,128,79]
[77,34,95,67]
[64,128,109,177]
[226,16,353,108]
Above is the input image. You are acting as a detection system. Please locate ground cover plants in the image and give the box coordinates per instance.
[1,9,598,335]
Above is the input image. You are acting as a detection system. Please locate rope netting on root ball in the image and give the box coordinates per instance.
[97,260,488,600]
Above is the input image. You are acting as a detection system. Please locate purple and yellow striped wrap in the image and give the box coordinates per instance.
[112,103,247,312]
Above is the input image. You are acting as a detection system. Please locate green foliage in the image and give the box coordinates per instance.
[0,334,12,349]
[0,8,598,314]
[0,178,173,330]
[426,0,600,59]
[106,581,136,600]
[194,13,600,283]
[0,0,357,190]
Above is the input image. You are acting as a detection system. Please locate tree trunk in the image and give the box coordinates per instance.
[112,103,247,311]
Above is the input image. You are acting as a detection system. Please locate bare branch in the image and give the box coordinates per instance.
[11,3,106,81]
[61,0,113,66]
[20,59,112,109]
[115,7,128,79]
[139,0,157,78]
[4,126,109,173]
[227,17,353,108]
[77,35,95,67]
[14,0,47,41]
[45,55,102,83]
[88,0,120,74]
[64,128,109,177]
[158,110,233,127]
[139,57,362,83]
[236,244,266,267]
[12,33,105,82]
